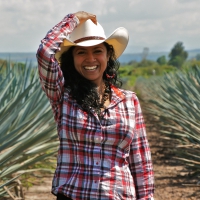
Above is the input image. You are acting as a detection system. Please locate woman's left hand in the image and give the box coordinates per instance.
[74,11,97,25]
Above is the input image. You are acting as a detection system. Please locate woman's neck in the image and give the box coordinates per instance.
[95,81,105,96]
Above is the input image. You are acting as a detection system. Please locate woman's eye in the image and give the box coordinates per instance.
[94,50,102,53]
[77,51,85,55]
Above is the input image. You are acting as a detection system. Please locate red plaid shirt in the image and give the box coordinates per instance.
[37,14,154,200]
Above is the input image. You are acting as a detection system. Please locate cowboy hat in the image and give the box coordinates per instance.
[55,19,129,61]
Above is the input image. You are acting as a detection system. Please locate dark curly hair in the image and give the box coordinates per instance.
[60,42,122,116]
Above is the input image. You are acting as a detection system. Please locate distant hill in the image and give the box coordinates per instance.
[0,52,37,66]
[0,49,200,66]
[118,49,200,64]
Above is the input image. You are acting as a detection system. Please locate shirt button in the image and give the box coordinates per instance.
[95,137,103,142]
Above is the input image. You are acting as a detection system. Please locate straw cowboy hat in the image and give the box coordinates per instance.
[55,19,129,61]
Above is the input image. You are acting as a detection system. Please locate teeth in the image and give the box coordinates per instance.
[84,66,97,70]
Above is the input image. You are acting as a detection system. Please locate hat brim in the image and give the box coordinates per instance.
[55,27,129,62]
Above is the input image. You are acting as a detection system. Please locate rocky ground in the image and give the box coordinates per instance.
[147,130,200,200]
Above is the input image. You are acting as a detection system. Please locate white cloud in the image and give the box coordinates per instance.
[0,0,200,53]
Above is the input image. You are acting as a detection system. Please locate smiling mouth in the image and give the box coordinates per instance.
[84,66,98,71]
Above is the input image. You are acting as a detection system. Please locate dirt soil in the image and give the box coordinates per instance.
[147,129,200,200]
[21,121,200,200]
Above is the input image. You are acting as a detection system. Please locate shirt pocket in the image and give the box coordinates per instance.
[61,104,83,132]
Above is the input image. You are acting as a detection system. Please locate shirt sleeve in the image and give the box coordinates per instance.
[36,13,79,101]
[36,14,79,122]
[128,95,155,200]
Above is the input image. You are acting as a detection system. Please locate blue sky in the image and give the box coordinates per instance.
[1,0,200,53]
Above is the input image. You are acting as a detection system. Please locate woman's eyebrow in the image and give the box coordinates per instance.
[75,47,86,51]
[74,47,103,52]
[73,47,86,53]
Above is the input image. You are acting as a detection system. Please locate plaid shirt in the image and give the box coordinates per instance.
[37,14,154,200]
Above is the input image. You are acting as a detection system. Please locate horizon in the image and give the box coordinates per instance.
[0,47,200,55]
[1,48,199,64]
[0,47,200,54]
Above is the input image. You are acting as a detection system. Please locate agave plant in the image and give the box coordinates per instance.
[136,66,200,177]
[0,61,58,198]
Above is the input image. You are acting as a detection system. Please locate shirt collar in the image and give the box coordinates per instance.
[110,85,125,107]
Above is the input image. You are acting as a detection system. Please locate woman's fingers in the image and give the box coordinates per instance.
[74,11,97,25]
[86,12,97,24]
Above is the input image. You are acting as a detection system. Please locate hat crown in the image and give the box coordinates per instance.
[55,19,129,61]
[69,20,106,42]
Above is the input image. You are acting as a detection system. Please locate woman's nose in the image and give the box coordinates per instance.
[86,52,96,62]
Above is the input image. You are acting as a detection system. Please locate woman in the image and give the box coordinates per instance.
[37,11,154,200]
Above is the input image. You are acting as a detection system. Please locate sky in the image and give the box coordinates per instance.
[0,0,200,54]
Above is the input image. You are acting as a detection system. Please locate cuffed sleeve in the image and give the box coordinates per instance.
[36,14,78,123]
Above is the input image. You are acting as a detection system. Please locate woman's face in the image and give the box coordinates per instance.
[72,43,109,86]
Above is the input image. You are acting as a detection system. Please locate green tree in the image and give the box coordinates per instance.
[196,53,200,61]
[157,55,167,65]
[168,42,188,68]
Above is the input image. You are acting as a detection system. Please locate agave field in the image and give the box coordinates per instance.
[0,61,58,199]
[136,66,200,180]
[1,58,200,199]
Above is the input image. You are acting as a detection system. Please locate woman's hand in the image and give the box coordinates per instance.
[74,11,97,25]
